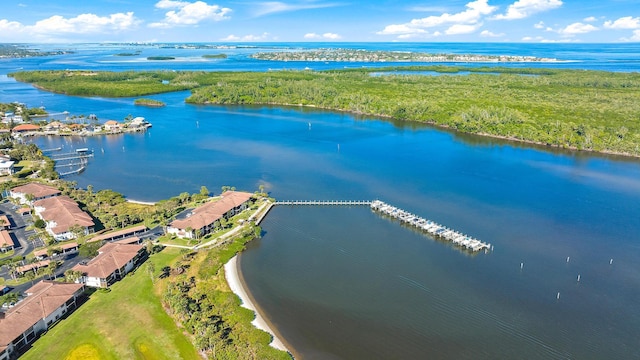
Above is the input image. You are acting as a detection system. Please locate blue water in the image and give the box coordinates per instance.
[1,43,640,359]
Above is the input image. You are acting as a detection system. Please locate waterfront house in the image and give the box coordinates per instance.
[71,243,145,288]
[0,155,14,176]
[127,117,150,130]
[167,191,254,239]
[0,281,84,360]
[33,196,95,241]
[0,230,13,252]
[10,124,40,133]
[43,121,65,132]
[10,183,61,204]
[103,120,121,132]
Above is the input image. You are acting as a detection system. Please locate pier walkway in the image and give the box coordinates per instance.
[271,199,491,253]
[370,200,491,253]
[275,200,371,206]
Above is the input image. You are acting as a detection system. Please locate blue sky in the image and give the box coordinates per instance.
[0,0,639,43]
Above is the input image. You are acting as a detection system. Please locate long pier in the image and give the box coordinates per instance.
[275,200,371,206]
[271,199,491,253]
[370,200,491,253]
[50,152,94,162]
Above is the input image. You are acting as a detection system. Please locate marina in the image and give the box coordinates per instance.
[50,149,94,177]
[370,200,491,253]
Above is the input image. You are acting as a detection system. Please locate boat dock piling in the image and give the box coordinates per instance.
[271,199,491,253]
[370,200,491,253]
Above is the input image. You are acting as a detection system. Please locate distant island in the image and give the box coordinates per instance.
[134,98,165,107]
[114,51,141,56]
[0,44,72,59]
[251,49,558,63]
[8,67,640,158]
[203,54,228,59]
[147,56,175,61]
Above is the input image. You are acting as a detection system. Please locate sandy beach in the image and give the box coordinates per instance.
[224,255,291,354]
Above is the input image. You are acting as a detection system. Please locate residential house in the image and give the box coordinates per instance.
[0,231,13,252]
[43,121,65,132]
[167,191,253,239]
[0,155,14,176]
[10,183,61,204]
[0,281,84,360]
[103,120,121,132]
[10,124,40,133]
[33,196,94,241]
[72,243,145,288]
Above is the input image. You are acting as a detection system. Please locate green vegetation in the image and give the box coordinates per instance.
[114,52,141,56]
[10,70,202,97]
[147,56,175,61]
[160,226,290,359]
[203,54,228,59]
[9,67,640,156]
[134,98,166,107]
[21,248,201,360]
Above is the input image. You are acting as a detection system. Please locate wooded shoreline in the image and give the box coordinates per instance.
[10,67,640,158]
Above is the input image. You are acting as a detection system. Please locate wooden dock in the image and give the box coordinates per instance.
[275,200,371,206]
[370,200,492,253]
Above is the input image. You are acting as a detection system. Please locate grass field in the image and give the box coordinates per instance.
[21,248,200,360]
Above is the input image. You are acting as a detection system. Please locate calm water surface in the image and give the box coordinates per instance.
[1,43,639,359]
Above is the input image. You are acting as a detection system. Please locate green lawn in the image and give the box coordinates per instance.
[21,248,200,360]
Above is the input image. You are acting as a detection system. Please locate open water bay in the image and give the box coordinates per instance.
[1,43,639,359]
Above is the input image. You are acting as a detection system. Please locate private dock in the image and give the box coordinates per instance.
[51,149,94,177]
[271,199,491,253]
[370,200,491,253]
[275,200,371,206]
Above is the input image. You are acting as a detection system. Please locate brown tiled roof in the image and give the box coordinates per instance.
[60,242,79,251]
[11,124,40,132]
[16,260,50,273]
[170,191,253,231]
[0,215,10,228]
[88,225,147,242]
[11,183,61,199]
[17,208,30,215]
[0,230,12,248]
[72,243,142,279]
[34,196,94,235]
[33,249,48,258]
[113,236,141,245]
[0,281,83,348]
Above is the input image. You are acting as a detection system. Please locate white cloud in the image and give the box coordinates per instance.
[583,16,597,22]
[603,16,640,30]
[377,0,496,37]
[252,1,340,17]
[558,22,598,35]
[494,0,563,20]
[155,0,190,8]
[220,32,271,41]
[149,0,231,28]
[480,29,505,37]
[32,12,140,34]
[304,32,341,39]
[446,23,481,35]
[534,21,544,29]
[0,19,24,33]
